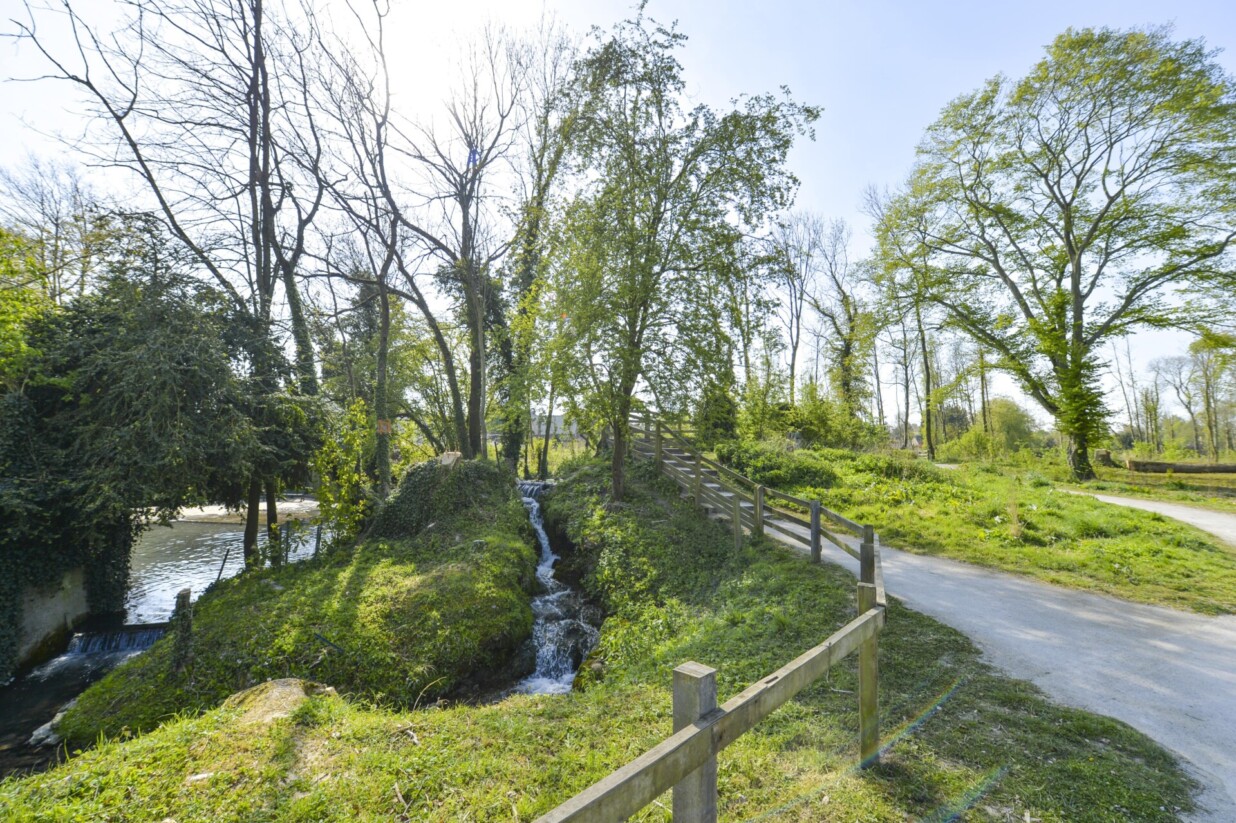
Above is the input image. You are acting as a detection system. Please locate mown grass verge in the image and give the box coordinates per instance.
[1063,471,1236,516]
[1,457,1195,821]
[54,460,537,745]
[717,442,1236,614]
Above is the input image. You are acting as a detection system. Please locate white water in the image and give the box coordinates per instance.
[515,484,599,695]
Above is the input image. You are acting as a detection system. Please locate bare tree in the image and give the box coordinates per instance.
[316,2,531,460]
[0,157,108,302]
[16,0,330,564]
[808,219,872,419]
[770,212,820,405]
[1155,356,1203,454]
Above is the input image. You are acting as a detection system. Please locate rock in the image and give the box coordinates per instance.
[28,720,61,748]
[221,678,336,727]
[28,697,77,747]
[439,451,463,469]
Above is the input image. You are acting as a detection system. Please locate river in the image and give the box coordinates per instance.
[0,515,317,776]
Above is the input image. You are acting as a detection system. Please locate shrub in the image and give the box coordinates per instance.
[714,440,839,489]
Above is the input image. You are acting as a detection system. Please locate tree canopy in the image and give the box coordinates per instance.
[874,26,1236,478]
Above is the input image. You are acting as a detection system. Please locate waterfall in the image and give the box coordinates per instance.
[515,484,598,695]
[64,625,167,656]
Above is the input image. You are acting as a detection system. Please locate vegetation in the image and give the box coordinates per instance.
[54,460,536,744]
[0,460,1195,820]
[873,27,1236,479]
[2,10,1234,818]
[549,16,816,500]
[717,441,1236,613]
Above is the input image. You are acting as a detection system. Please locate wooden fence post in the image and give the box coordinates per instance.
[860,525,875,585]
[857,581,879,767]
[693,453,703,508]
[809,501,822,564]
[172,587,193,673]
[754,486,765,538]
[673,662,718,823]
[732,493,743,551]
[655,422,663,469]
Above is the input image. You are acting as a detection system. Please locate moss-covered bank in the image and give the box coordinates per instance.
[0,458,1195,821]
[55,459,537,744]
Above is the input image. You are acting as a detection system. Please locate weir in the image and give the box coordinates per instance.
[65,624,168,656]
[516,481,599,695]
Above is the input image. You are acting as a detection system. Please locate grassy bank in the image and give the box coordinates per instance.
[55,460,537,744]
[2,457,1194,821]
[718,442,1236,614]
[1064,469,1236,516]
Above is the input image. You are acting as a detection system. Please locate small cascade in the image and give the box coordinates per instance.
[65,625,167,656]
[516,485,598,695]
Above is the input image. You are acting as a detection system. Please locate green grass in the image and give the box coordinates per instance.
[0,457,1194,821]
[718,442,1236,614]
[1061,468,1236,516]
[55,460,538,745]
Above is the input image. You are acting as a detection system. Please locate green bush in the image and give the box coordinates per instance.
[714,440,839,489]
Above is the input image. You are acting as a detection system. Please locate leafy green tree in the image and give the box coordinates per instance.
[553,15,816,499]
[695,377,739,449]
[0,240,267,676]
[0,227,49,389]
[874,26,1236,479]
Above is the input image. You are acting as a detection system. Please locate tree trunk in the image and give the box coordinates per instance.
[611,420,627,502]
[243,477,262,568]
[788,342,797,406]
[1068,434,1096,481]
[374,282,392,498]
[914,302,934,460]
[979,348,990,434]
[872,343,885,430]
[465,286,486,459]
[902,355,911,447]
[539,382,557,480]
[265,479,280,567]
[282,266,317,396]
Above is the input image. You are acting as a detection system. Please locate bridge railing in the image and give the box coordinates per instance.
[534,414,887,823]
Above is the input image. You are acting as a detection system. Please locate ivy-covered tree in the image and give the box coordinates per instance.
[0,223,266,677]
[875,27,1236,479]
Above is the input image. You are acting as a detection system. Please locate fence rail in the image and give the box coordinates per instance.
[534,415,888,823]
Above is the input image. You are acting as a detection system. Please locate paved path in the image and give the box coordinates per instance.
[764,514,1236,822]
[648,443,1236,819]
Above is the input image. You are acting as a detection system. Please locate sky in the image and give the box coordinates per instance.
[2,0,1235,423]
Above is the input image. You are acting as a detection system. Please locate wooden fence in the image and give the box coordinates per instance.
[534,416,887,823]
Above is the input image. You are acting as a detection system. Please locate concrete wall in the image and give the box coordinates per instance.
[17,567,89,666]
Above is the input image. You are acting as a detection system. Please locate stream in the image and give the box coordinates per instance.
[1,484,593,776]
[514,482,599,695]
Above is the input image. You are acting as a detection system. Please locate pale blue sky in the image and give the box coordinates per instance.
[3,0,1233,420]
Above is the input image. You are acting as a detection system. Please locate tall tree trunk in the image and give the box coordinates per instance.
[611,420,627,502]
[872,343,885,430]
[902,346,911,449]
[243,478,262,567]
[914,302,934,460]
[282,266,318,396]
[539,381,557,480]
[265,479,280,567]
[1068,433,1095,480]
[466,287,486,459]
[374,282,392,497]
[979,348,990,434]
[788,343,797,406]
